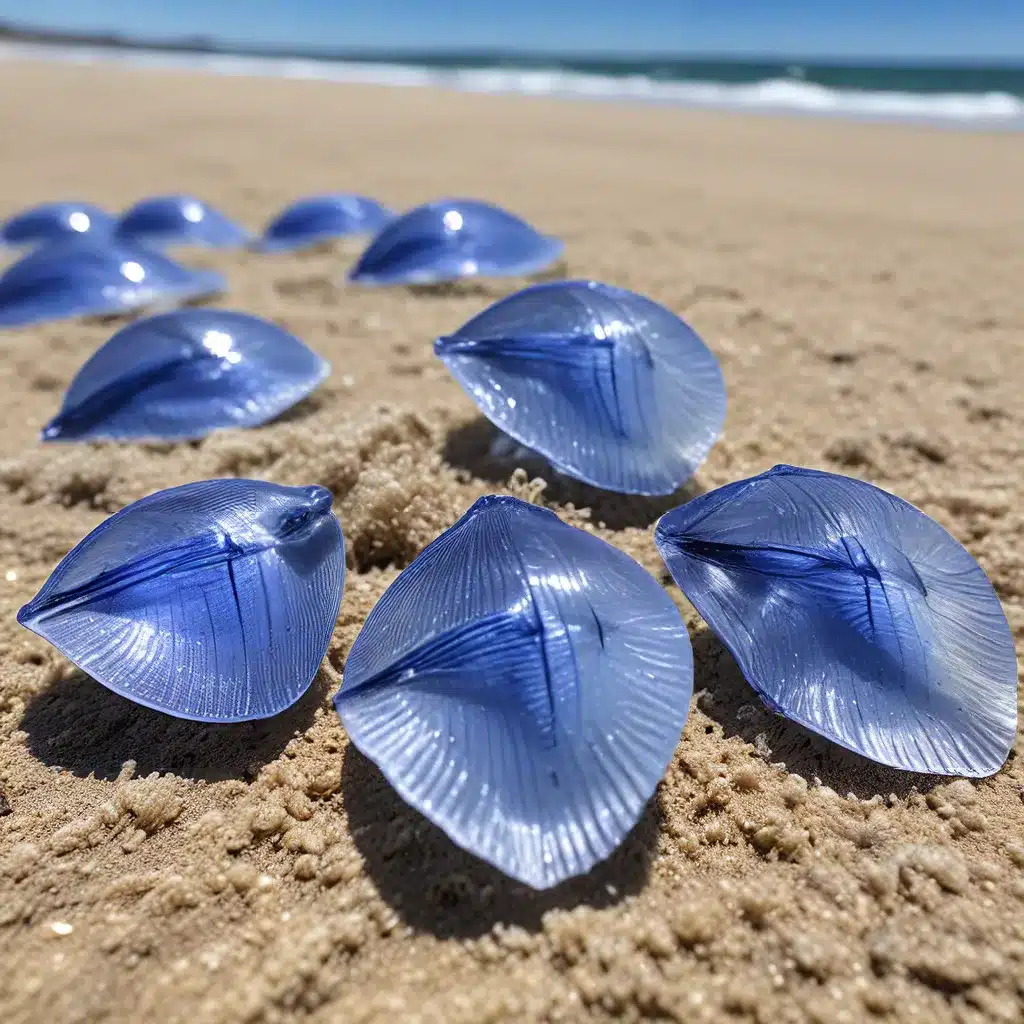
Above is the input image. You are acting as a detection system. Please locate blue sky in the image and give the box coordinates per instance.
[0,1,1021,60]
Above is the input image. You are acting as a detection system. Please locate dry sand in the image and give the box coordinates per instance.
[0,60,1022,1024]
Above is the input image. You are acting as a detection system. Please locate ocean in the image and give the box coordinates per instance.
[1,39,1021,129]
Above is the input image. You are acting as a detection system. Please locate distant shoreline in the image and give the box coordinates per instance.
[1,24,1021,129]
[2,22,1022,79]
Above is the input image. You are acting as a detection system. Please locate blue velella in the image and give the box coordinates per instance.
[434,280,726,495]
[18,479,345,722]
[0,237,225,329]
[335,494,693,888]
[348,198,563,286]
[258,194,394,253]
[1,202,115,248]
[654,465,1018,777]
[116,195,251,249]
[41,309,330,442]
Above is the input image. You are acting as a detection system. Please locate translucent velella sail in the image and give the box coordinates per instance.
[348,198,563,286]
[434,280,726,495]
[335,495,693,888]
[258,194,394,253]
[0,237,225,329]
[1,202,115,248]
[654,465,1018,777]
[42,309,331,442]
[116,195,251,249]
[18,479,345,723]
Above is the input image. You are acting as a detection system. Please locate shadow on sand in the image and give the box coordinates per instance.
[266,389,332,427]
[341,743,662,939]
[405,261,569,301]
[442,416,704,531]
[690,627,944,800]
[20,669,328,782]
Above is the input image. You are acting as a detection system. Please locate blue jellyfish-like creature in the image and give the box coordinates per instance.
[348,198,563,287]
[335,495,693,888]
[258,194,393,253]
[655,464,1018,777]
[18,479,345,723]
[116,195,251,249]
[435,280,726,495]
[0,237,225,329]
[1,202,115,249]
[41,309,330,442]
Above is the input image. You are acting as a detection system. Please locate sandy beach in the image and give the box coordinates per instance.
[0,59,1021,1023]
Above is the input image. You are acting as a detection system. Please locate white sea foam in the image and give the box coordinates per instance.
[1,40,1021,129]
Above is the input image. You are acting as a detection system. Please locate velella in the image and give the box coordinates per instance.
[0,237,225,328]
[335,494,693,889]
[41,309,330,442]
[18,479,345,723]
[654,464,1018,777]
[348,198,563,286]
[258,194,393,252]
[434,280,726,495]
[116,195,251,249]
[1,202,115,248]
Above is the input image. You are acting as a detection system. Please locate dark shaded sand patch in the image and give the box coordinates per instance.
[20,668,329,782]
[341,743,660,939]
[690,628,945,801]
[442,415,706,530]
